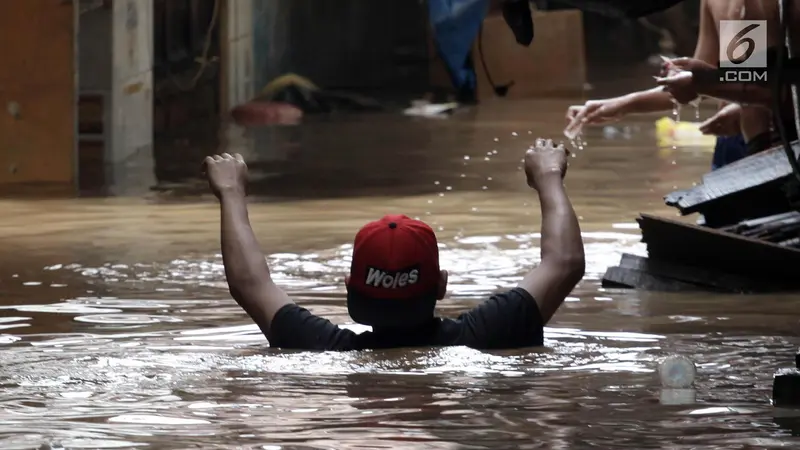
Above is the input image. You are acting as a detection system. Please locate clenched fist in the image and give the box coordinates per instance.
[524,138,568,191]
[203,153,248,199]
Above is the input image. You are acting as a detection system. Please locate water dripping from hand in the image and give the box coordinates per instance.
[672,101,682,152]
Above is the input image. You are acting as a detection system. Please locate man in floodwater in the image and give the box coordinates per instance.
[203,140,584,351]
[565,0,786,169]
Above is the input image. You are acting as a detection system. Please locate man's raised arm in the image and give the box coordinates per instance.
[518,140,585,324]
[205,153,292,336]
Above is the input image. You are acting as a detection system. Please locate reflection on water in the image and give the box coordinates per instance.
[1,98,799,449]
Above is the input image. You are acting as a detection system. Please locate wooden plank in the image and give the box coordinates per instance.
[617,253,792,293]
[701,143,799,194]
[664,142,800,215]
[638,213,800,280]
[601,266,707,291]
[687,183,792,228]
[738,211,800,229]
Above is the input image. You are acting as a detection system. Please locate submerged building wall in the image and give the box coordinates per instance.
[252,0,430,93]
[0,0,77,188]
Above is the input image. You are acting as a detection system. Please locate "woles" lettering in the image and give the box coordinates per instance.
[365,267,419,289]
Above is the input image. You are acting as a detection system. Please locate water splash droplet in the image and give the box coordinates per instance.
[511,132,518,136]
[487,176,493,181]
[568,131,586,151]
[493,137,499,142]
[445,186,452,191]
[482,186,488,190]
[463,155,470,160]
[672,102,681,152]
[434,180,440,185]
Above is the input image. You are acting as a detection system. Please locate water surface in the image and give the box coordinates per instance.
[1,98,798,449]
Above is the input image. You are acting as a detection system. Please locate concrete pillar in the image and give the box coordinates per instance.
[252,0,290,92]
[109,0,155,195]
[221,0,255,113]
[220,0,256,158]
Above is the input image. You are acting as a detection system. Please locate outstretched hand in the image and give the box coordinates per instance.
[524,138,568,191]
[564,99,627,137]
[203,153,248,199]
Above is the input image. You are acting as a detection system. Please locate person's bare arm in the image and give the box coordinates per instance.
[518,173,585,324]
[693,0,718,65]
[615,87,675,115]
[204,154,293,337]
[693,80,774,107]
[606,0,719,115]
[220,191,292,336]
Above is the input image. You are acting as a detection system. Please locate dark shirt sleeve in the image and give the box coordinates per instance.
[267,304,357,351]
[456,287,544,349]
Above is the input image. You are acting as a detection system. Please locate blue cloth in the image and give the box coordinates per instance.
[711,135,748,170]
[427,0,490,91]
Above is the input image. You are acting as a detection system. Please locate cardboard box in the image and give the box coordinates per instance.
[429,8,587,100]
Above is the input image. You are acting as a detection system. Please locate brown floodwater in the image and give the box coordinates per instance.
[1,97,799,449]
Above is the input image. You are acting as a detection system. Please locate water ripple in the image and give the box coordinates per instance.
[0,228,796,448]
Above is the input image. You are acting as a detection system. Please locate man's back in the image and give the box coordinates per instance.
[268,288,544,351]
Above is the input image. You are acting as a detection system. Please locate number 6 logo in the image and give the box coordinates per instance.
[726,23,760,64]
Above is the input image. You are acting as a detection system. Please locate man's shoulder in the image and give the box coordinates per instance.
[457,287,537,319]
[269,303,359,351]
[444,287,543,349]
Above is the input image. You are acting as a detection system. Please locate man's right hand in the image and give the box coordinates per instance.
[524,138,568,190]
[203,153,248,199]
[659,57,716,77]
[698,103,741,136]
[564,98,628,135]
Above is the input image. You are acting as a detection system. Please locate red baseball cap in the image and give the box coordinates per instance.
[346,214,441,327]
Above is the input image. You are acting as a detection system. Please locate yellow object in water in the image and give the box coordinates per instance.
[655,117,716,149]
[257,73,319,100]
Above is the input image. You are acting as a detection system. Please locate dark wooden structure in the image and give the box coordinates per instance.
[152,0,221,183]
[602,142,800,293]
